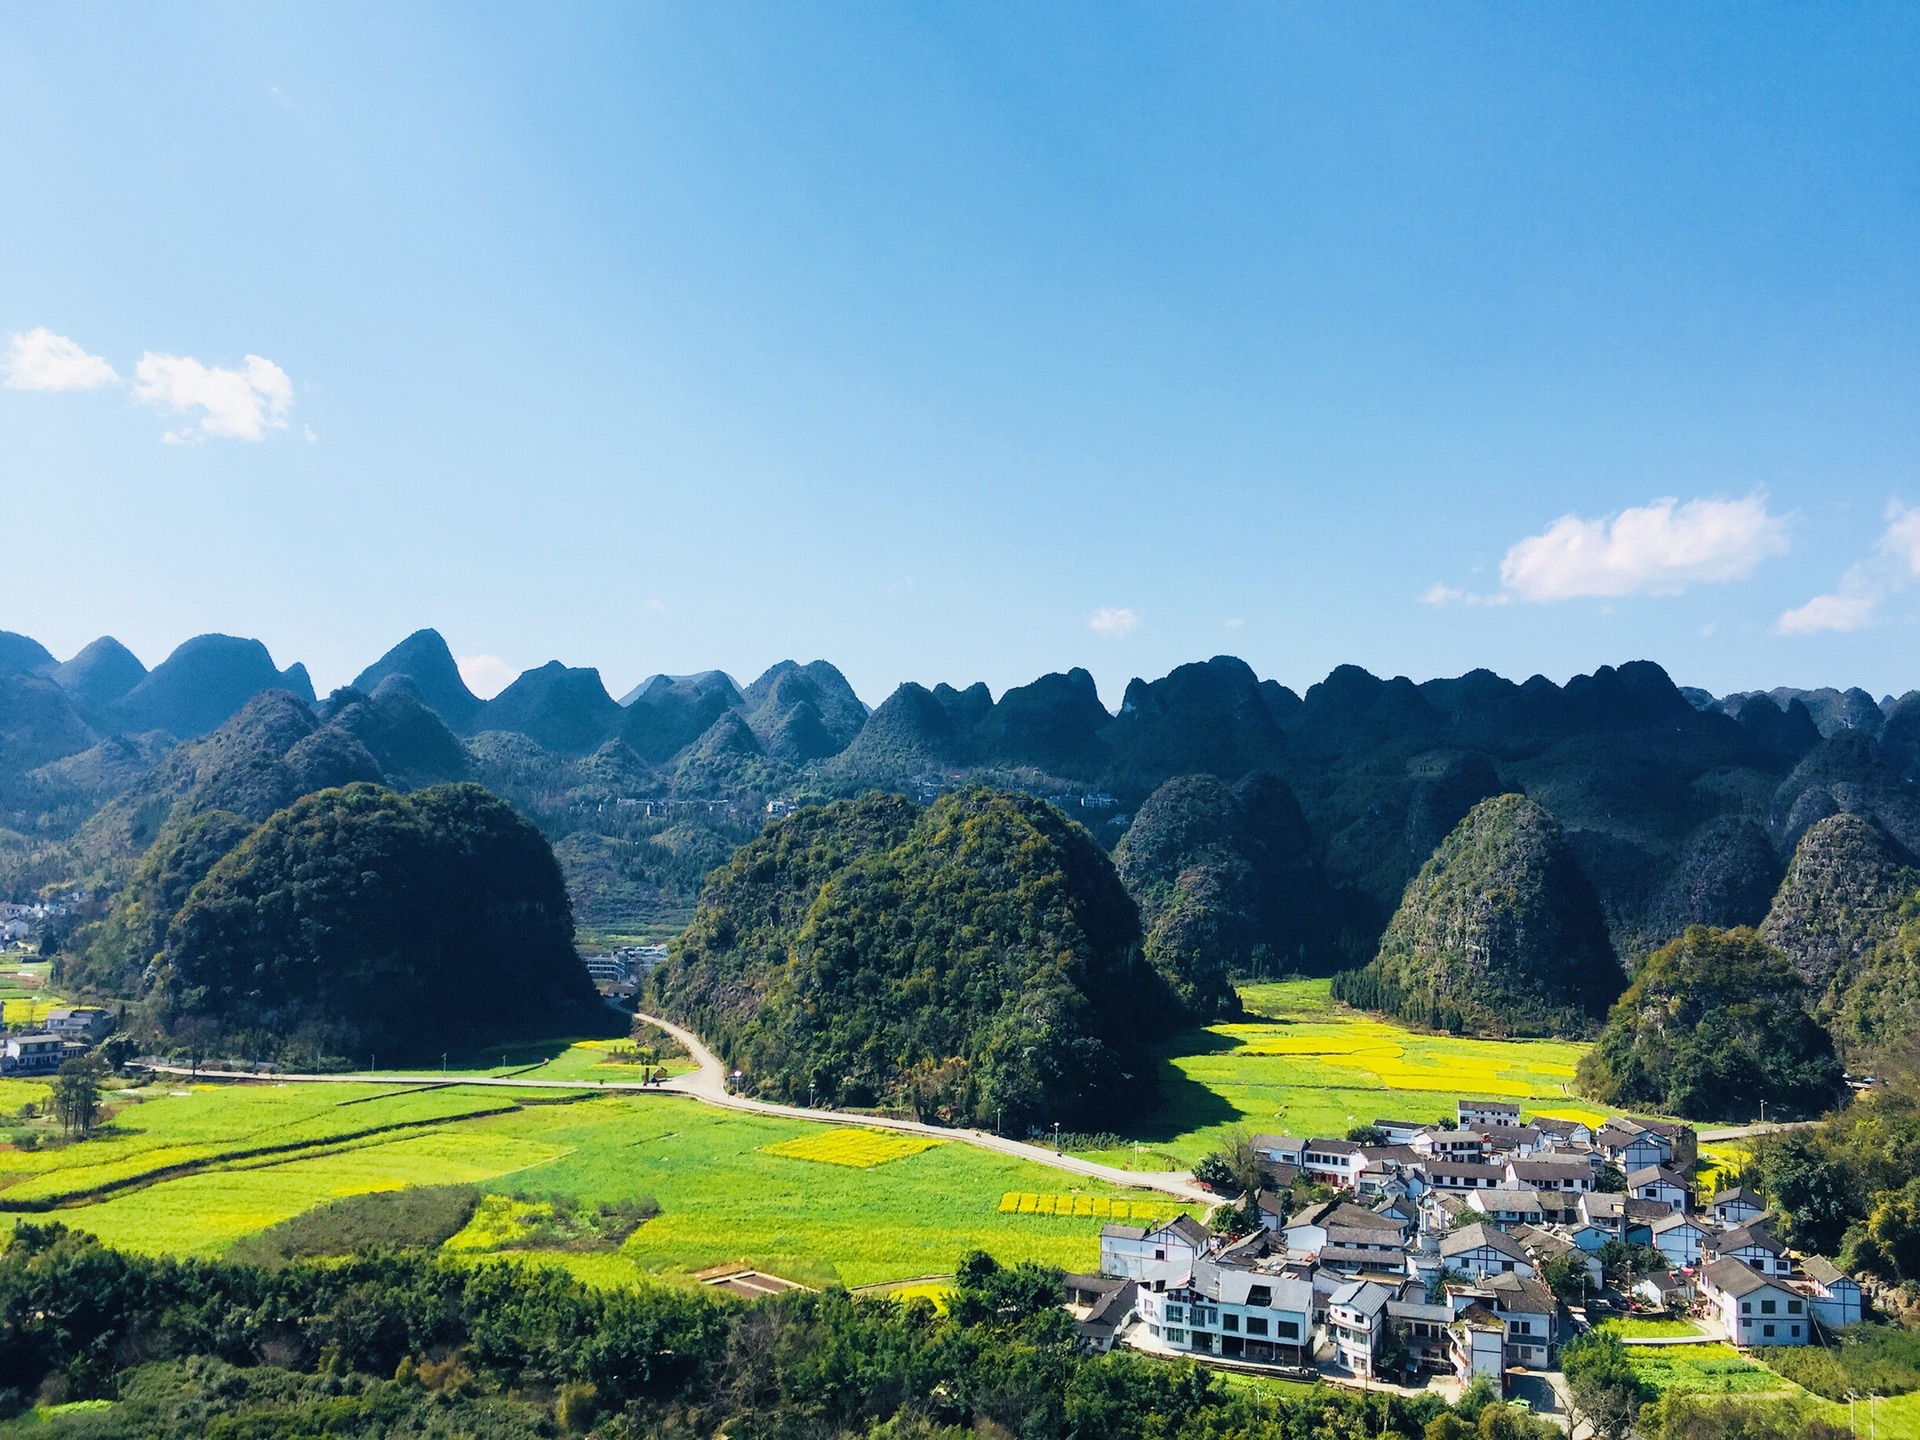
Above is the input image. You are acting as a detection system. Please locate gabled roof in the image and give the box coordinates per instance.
[1710,1187,1764,1208]
[1651,1211,1707,1234]
[1627,1164,1690,1187]
[1157,1214,1212,1247]
[1253,1134,1310,1153]
[1581,1193,1625,1219]
[1800,1257,1856,1288]
[1419,1159,1508,1179]
[1441,1224,1528,1262]
[1306,1138,1362,1156]
[1284,1199,1343,1230]
[1508,1158,1594,1180]
[1100,1224,1147,1241]
[1483,1271,1555,1312]
[1078,1279,1137,1335]
[1622,1198,1675,1223]
[1712,1220,1784,1253]
[1507,1223,1574,1258]
[1701,1256,1783,1298]
[1328,1279,1393,1316]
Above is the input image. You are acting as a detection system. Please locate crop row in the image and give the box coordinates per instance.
[996,1192,1172,1221]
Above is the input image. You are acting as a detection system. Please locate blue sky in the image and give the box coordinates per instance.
[3,5,1918,708]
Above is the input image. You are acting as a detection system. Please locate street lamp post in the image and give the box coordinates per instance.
[1053,1121,1061,1154]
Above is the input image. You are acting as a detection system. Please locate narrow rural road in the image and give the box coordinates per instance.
[149,1012,1217,1207]
[631,1010,1217,1204]
[1697,1121,1814,1142]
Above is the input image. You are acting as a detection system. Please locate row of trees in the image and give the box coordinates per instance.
[0,1224,1566,1440]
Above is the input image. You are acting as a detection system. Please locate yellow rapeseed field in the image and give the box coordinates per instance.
[758,1128,945,1168]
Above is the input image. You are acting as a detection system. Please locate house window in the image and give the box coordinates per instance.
[1792,1325,1802,1338]
[1788,1301,1802,1315]
[1741,1303,1751,1315]
[1761,1300,1776,1315]
[1154,1249,1166,1260]
[1763,1324,1776,1339]
[1247,1285,1271,1306]
[1167,1328,1187,1345]
[1166,1305,1184,1323]
[1247,1318,1269,1336]
[1277,1321,1300,1339]
[1224,1314,1239,1332]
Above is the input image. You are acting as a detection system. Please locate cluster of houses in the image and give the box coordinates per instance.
[582,945,669,997]
[1065,1099,1863,1388]
[0,1006,114,1076]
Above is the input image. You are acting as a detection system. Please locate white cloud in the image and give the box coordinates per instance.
[3,328,119,391]
[1498,495,1788,602]
[1088,606,1140,639]
[1777,503,1920,635]
[1418,582,1508,608]
[1224,616,1245,629]
[457,654,517,699]
[133,351,293,440]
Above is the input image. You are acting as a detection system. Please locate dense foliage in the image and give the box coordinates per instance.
[154,782,600,1064]
[1762,814,1917,1006]
[1741,1054,1920,1267]
[653,788,1179,1131]
[224,1187,482,1268]
[1334,795,1624,1037]
[0,1225,1557,1440]
[1577,927,1846,1121]
[1113,773,1339,1016]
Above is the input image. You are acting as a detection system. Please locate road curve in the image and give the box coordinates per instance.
[149,1012,1218,1207]
[631,1010,1217,1204]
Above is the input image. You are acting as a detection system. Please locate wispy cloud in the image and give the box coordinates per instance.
[1088,606,1140,639]
[134,352,293,441]
[457,654,517,699]
[1500,496,1788,601]
[3,328,119,391]
[1778,503,1920,635]
[1418,582,1508,608]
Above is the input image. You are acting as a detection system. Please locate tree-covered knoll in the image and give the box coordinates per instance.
[154,782,599,1064]
[1576,927,1846,1121]
[1333,794,1624,1037]
[653,787,1179,1131]
[1113,772,1345,1017]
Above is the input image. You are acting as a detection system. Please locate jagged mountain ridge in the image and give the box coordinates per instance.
[6,620,1920,963]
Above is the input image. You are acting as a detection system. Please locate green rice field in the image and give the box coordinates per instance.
[0,1084,1189,1287]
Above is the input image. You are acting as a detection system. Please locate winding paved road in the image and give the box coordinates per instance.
[151,1011,1218,1206]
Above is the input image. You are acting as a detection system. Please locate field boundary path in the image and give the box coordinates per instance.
[148,1009,1217,1206]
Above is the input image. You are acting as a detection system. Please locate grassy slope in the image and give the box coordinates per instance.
[1077,978,1595,1165]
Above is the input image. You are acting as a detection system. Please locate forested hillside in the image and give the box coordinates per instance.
[1333,794,1624,1038]
[651,788,1178,1130]
[7,624,1920,1056]
[154,782,599,1064]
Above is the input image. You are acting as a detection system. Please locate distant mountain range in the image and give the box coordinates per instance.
[5,623,1920,967]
